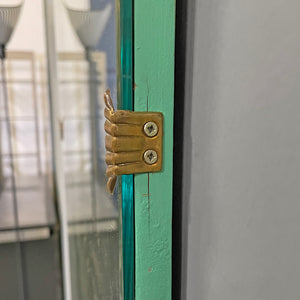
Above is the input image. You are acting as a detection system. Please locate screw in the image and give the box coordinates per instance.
[143,149,158,164]
[143,121,158,137]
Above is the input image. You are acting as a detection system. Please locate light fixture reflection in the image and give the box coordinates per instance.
[64,0,112,49]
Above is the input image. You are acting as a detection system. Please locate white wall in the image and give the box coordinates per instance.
[183,1,300,299]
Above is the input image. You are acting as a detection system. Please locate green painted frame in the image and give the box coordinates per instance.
[134,0,176,299]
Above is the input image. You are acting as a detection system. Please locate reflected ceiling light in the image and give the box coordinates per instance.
[0,0,23,58]
[0,4,25,296]
[63,1,112,49]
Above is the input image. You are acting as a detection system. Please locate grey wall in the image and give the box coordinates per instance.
[182,1,300,299]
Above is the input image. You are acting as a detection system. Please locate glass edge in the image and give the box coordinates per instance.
[115,0,134,299]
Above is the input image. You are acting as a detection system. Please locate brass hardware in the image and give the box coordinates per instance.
[104,89,163,194]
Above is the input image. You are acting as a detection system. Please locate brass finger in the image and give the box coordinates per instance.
[104,89,115,111]
[105,151,141,165]
[105,108,161,126]
[106,162,144,177]
[107,175,117,195]
[105,135,144,152]
[104,108,137,125]
[104,120,143,137]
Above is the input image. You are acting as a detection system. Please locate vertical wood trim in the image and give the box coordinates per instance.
[134,0,176,299]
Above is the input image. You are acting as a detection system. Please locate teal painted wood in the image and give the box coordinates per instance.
[116,0,134,299]
[134,0,176,299]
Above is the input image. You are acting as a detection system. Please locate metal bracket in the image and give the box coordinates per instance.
[104,89,163,194]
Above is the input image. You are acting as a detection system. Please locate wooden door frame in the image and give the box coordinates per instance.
[134,1,176,299]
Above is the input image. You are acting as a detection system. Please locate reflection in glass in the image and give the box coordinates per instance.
[0,0,121,299]
[0,1,61,299]
[52,0,120,299]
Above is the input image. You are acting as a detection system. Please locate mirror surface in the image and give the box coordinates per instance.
[0,0,121,299]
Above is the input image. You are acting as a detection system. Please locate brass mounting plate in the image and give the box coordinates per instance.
[104,89,163,194]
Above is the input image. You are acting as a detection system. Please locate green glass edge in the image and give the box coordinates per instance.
[115,0,134,300]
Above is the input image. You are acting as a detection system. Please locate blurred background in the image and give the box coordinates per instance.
[0,0,120,299]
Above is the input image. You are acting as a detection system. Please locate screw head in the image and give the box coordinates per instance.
[143,149,158,165]
[143,121,158,137]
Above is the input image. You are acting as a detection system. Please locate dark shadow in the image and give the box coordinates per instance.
[177,0,194,298]
[172,0,194,298]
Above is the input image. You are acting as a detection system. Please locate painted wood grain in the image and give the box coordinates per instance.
[134,0,176,299]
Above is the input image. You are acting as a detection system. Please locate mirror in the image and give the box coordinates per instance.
[0,0,122,299]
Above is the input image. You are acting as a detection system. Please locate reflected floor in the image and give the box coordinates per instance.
[65,171,118,224]
[0,173,118,242]
[0,175,55,243]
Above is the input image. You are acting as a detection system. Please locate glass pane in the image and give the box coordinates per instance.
[0,0,129,298]
[50,0,121,299]
[0,0,61,299]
